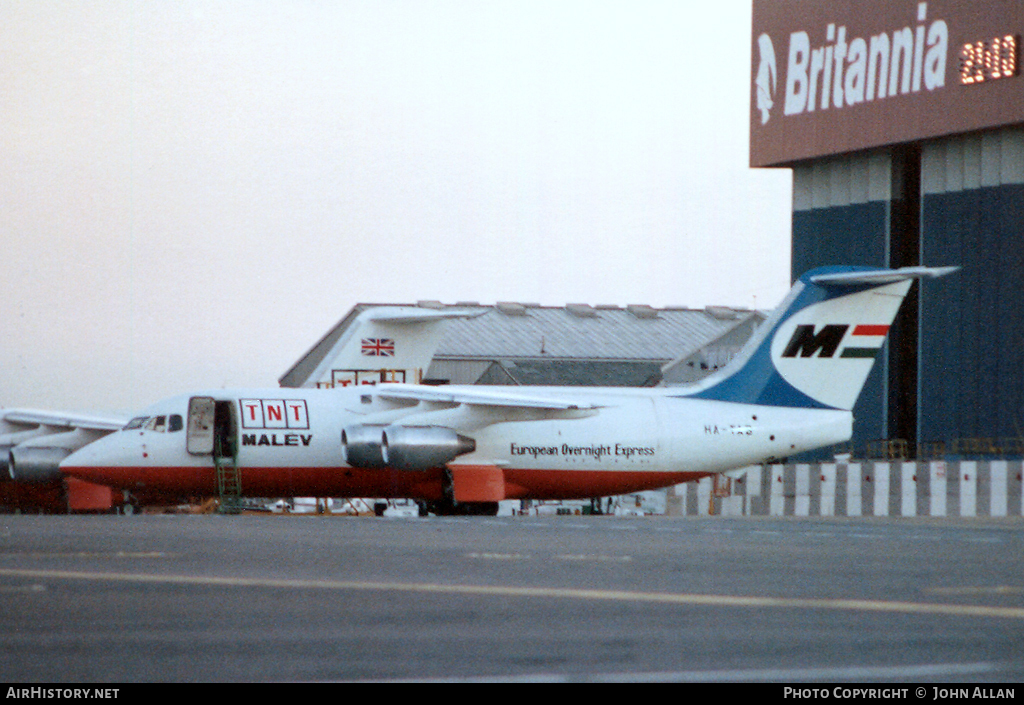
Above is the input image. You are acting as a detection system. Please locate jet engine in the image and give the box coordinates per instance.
[4,428,111,483]
[382,426,476,470]
[341,424,475,470]
[1,428,50,481]
[8,447,69,483]
[340,424,388,468]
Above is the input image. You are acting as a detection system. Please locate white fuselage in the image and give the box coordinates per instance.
[60,385,851,502]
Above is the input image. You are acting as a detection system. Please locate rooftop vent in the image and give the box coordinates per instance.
[565,303,598,318]
[627,304,660,320]
[496,302,528,316]
[705,305,740,320]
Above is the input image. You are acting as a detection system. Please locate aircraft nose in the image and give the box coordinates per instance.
[59,433,122,482]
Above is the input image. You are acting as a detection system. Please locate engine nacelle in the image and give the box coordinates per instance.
[341,424,476,470]
[6,428,110,483]
[8,447,69,483]
[382,426,476,470]
[340,424,388,468]
[0,428,51,482]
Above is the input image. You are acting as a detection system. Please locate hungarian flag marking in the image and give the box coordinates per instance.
[840,325,890,358]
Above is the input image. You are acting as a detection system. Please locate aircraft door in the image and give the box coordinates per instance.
[187,397,237,458]
[187,397,216,455]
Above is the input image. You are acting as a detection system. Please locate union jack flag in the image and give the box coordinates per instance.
[361,338,395,356]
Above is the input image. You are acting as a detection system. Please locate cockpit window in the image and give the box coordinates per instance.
[124,417,147,430]
[125,414,183,432]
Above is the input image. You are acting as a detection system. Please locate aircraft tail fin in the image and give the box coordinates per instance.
[279,307,482,389]
[685,266,957,410]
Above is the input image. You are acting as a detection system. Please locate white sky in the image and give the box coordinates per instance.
[1,0,792,414]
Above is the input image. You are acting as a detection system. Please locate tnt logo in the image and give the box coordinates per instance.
[781,324,889,359]
[328,368,408,388]
[240,399,310,429]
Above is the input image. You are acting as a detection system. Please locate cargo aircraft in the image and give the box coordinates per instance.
[57,265,954,515]
[1,307,478,511]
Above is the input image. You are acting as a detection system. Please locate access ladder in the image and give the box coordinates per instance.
[214,435,242,514]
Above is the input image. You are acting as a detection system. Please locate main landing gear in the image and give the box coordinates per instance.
[422,499,499,516]
[422,468,499,516]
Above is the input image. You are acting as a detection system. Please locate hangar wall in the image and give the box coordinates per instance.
[792,151,892,276]
[790,127,1024,457]
[792,152,893,450]
[755,0,1024,460]
[920,127,1024,443]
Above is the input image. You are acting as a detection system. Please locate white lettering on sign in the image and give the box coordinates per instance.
[240,399,309,430]
[764,2,949,120]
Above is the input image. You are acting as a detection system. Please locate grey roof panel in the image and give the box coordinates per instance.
[281,302,763,388]
[433,306,752,362]
[500,360,664,387]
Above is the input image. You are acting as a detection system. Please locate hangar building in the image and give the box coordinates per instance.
[281,302,766,390]
[752,0,1024,457]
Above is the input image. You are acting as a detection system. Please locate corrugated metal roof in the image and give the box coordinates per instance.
[432,305,754,362]
[493,360,665,387]
[280,302,762,389]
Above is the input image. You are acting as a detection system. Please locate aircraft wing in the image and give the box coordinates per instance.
[341,384,603,468]
[1,408,130,483]
[1,409,128,432]
[374,383,602,411]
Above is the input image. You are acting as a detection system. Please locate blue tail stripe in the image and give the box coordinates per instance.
[679,266,889,409]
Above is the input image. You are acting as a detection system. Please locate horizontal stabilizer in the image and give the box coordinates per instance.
[362,309,485,324]
[810,266,959,286]
[685,265,956,410]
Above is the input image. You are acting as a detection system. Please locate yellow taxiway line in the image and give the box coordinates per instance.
[2,567,1024,620]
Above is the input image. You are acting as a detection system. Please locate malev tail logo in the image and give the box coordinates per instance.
[781,324,890,359]
[755,33,777,124]
[771,318,891,410]
[768,279,911,410]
